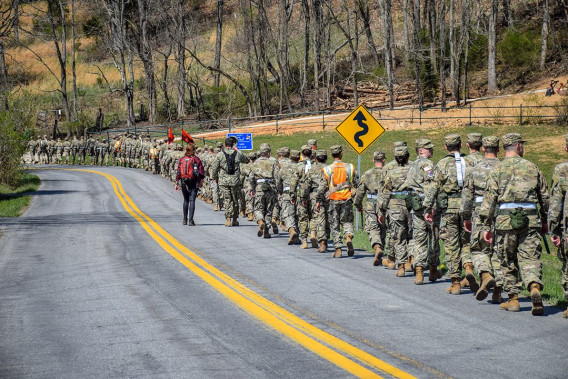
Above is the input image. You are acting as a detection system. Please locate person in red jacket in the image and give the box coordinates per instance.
[175,144,205,225]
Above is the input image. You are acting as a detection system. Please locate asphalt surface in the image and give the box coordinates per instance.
[1,166,567,378]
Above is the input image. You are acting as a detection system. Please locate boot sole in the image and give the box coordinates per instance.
[257,225,264,237]
[373,253,382,267]
[476,278,496,301]
[466,272,479,293]
[531,290,544,316]
[346,241,354,257]
[310,238,318,248]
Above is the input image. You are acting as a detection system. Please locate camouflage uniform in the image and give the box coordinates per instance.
[275,148,298,232]
[28,139,37,164]
[354,151,386,252]
[38,136,49,164]
[291,146,320,247]
[212,146,250,222]
[70,137,79,164]
[461,136,504,292]
[241,152,257,220]
[547,134,568,317]
[62,139,71,164]
[249,144,279,237]
[479,133,549,315]
[55,139,63,164]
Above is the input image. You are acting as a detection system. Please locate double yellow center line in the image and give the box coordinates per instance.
[71,168,416,379]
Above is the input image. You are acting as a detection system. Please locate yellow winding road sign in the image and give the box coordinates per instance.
[335,105,385,155]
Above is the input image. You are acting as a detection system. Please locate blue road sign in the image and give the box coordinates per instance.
[227,133,253,150]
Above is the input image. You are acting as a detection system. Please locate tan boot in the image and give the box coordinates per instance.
[345,234,355,256]
[500,293,520,312]
[460,278,470,288]
[563,307,568,318]
[214,205,220,211]
[247,213,254,221]
[271,220,279,234]
[317,240,327,253]
[288,227,299,245]
[310,231,318,248]
[257,220,265,237]
[530,283,544,316]
[333,248,342,258]
[240,210,246,218]
[300,240,309,249]
[429,265,443,282]
[447,278,461,295]
[372,245,383,266]
[225,218,232,227]
[492,286,503,304]
[384,256,396,270]
[263,226,271,239]
[414,266,424,285]
[464,263,479,293]
[232,218,239,226]
[396,264,405,277]
[475,272,496,301]
[405,256,414,272]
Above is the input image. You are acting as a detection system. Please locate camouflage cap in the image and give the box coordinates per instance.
[501,133,526,147]
[259,143,271,153]
[247,151,258,160]
[307,139,317,147]
[373,151,386,160]
[290,150,301,159]
[482,136,499,148]
[216,142,223,148]
[300,144,311,153]
[279,146,291,155]
[467,133,483,144]
[393,141,407,149]
[215,147,221,153]
[394,145,409,157]
[330,145,343,154]
[415,138,434,149]
[316,149,327,158]
[444,133,461,146]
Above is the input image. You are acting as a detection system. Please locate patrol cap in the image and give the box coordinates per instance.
[215,147,221,152]
[482,136,499,148]
[444,133,461,146]
[501,133,526,147]
[415,138,434,149]
[259,143,271,153]
[216,142,223,148]
[393,141,407,149]
[316,149,327,158]
[330,145,343,155]
[307,139,317,147]
[467,133,483,144]
[300,144,311,153]
[373,151,386,160]
[394,146,409,157]
[279,146,291,155]
[247,151,258,160]
[290,150,301,159]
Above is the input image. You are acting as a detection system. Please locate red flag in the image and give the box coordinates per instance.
[167,126,174,144]
[181,128,194,144]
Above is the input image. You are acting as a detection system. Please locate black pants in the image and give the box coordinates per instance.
[181,178,198,221]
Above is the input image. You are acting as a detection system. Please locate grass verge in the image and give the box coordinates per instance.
[0,174,41,217]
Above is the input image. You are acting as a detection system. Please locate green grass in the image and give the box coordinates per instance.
[0,174,41,217]
[205,123,568,306]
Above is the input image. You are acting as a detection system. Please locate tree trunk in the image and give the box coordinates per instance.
[428,0,437,69]
[439,0,447,109]
[71,0,78,121]
[175,0,186,118]
[214,0,223,87]
[13,0,19,43]
[136,0,157,123]
[502,0,512,28]
[449,0,456,99]
[301,0,310,107]
[311,0,323,111]
[379,0,395,109]
[358,0,379,66]
[410,0,423,108]
[0,37,8,111]
[540,0,549,70]
[402,0,410,62]
[488,0,498,94]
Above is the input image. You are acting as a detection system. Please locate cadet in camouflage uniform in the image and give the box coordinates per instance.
[87,135,96,165]
[48,138,56,164]
[275,147,301,244]
[249,143,279,238]
[27,139,37,164]
[461,136,504,303]
[54,139,63,164]
[291,146,318,249]
[69,136,78,164]
[479,133,549,316]
[424,134,475,295]
[380,145,413,276]
[271,148,287,231]
[212,137,250,227]
[209,144,223,211]
[77,137,87,165]
[354,151,387,265]
[38,135,49,164]
[322,145,358,258]
[309,150,330,252]
[407,138,441,284]
[241,151,257,221]
[547,133,568,318]
[62,137,71,164]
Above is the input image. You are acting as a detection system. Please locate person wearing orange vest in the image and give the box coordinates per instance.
[322,145,358,258]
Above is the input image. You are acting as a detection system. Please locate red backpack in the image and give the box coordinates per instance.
[179,156,198,179]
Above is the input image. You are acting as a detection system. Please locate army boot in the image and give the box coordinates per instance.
[288,227,299,245]
[396,264,405,277]
[317,240,327,253]
[257,220,265,237]
[475,272,496,301]
[563,307,568,318]
[429,265,443,282]
[225,218,232,227]
[271,218,279,234]
[446,278,461,295]
[247,213,254,221]
[492,286,503,304]
[460,278,470,288]
[414,266,424,285]
[232,218,240,226]
[500,293,520,312]
[333,248,342,258]
[464,263,479,293]
[240,210,246,218]
[300,238,309,249]
[183,218,188,225]
[382,256,396,270]
[263,226,271,239]
[372,245,383,266]
[530,283,544,316]
[310,231,318,248]
[345,234,355,257]
[405,256,414,272]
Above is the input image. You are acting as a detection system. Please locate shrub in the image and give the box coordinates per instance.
[498,29,539,68]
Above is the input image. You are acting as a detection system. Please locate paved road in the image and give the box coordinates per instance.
[1,166,566,378]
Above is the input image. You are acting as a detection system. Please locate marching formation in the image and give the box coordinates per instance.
[26,131,568,318]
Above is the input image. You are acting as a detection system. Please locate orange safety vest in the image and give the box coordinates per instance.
[149,147,158,159]
[323,161,354,201]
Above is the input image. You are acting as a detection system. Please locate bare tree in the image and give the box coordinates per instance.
[135,0,157,123]
[173,0,186,118]
[540,0,549,70]
[0,1,15,111]
[358,0,379,66]
[378,0,394,109]
[488,0,499,94]
[214,0,223,87]
[71,0,78,120]
[439,0,447,109]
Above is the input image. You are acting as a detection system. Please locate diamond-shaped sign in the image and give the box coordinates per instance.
[335,105,385,155]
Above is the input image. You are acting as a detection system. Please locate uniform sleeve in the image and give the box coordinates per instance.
[175,158,182,183]
[548,166,566,236]
[238,151,249,164]
[460,172,475,220]
[315,170,328,202]
[537,169,550,224]
[353,173,367,208]
[211,154,221,181]
[423,164,441,212]
[479,169,499,227]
